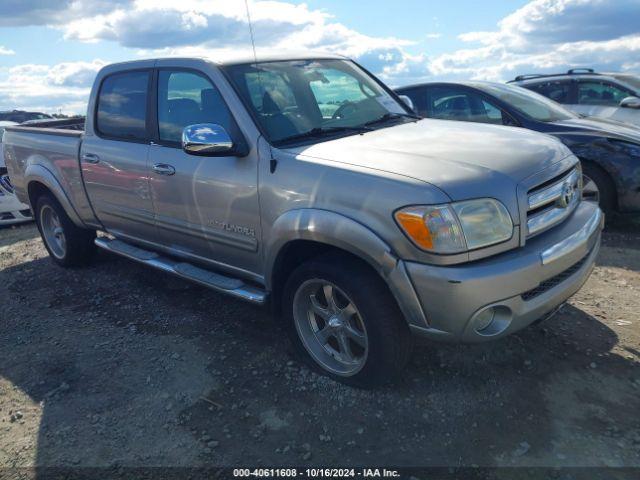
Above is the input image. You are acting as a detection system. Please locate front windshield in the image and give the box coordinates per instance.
[473,83,577,122]
[224,59,412,145]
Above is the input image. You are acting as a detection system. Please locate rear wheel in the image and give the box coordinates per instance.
[35,194,96,267]
[283,252,412,388]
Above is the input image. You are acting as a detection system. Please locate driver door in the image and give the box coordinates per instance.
[148,67,262,274]
[575,80,634,122]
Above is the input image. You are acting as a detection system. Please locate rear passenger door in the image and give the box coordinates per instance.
[148,67,261,274]
[81,68,155,241]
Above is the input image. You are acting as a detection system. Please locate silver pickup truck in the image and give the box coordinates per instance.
[4,54,603,387]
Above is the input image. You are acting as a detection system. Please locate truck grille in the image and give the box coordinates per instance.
[521,252,589,301]
[526,167,580,238]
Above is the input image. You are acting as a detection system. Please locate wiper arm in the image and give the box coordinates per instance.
[274,126,371,146]
[362,112,420,127]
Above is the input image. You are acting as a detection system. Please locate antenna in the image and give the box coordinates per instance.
[244,0,259,66]
[244,0,276,171]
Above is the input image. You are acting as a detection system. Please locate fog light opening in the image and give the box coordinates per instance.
[472,305,512,337]
[475,308,496,332]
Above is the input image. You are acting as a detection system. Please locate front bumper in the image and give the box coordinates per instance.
[0,191,32,225]
[403,201,603,343]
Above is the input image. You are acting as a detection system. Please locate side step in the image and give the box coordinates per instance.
[95,238,267,305]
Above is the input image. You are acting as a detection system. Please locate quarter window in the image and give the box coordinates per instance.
[157,70,233,144]
[97,71,150,140]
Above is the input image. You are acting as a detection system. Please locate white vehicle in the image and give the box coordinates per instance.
[0,121,32,225]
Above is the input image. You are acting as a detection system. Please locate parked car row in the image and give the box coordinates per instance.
[4,54,605,387]
[395,80,640,215]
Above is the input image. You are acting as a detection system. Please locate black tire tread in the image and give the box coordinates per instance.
[582,161,616,214]
[35,193,96,267]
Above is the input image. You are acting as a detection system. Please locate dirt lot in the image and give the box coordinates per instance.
[1,219,639,474]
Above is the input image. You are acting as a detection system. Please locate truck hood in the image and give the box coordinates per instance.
[283,118,572,203]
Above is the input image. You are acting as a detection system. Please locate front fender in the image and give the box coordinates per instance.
[265,209,429,329]
[25,163,86,227]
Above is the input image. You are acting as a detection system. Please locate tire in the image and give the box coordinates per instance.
[35,193,96,267]
[282,252,413,388]
[581,162,616,214]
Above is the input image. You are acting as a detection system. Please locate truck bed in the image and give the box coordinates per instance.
[3,117,98,227]
[7,116,85,136]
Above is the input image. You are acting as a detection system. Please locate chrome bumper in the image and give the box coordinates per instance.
[403,201,603,343]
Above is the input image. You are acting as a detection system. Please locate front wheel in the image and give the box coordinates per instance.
[581,163,615,214]
[283,252,413,388]
[35,194,96,267]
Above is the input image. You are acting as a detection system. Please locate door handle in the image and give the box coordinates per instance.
[152,163,176,176]
[82,153,100,164]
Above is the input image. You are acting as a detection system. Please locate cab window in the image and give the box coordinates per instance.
[157,70,234,144]
[97,70,150,140]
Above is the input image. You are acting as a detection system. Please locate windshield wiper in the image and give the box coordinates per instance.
[362,112,421,128]
[274,126,372,146]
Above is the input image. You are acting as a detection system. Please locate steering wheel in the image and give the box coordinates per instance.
[332,101,358,120]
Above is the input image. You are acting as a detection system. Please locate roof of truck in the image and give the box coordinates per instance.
[214,51,348,66]
[104,51,348,71]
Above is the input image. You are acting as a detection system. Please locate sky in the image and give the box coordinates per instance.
[0,0,639,114]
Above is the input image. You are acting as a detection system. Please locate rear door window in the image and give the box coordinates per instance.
[97,71,150,141]
[527,81,572,104]
[426,86,508,125]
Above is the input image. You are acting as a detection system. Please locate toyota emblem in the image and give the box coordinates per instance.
[558,181,575,208]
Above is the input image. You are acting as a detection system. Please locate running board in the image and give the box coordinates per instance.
[94,238,267,304]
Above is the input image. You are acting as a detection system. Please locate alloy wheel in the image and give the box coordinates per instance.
[293,279,368,376]
[40,205,66,259]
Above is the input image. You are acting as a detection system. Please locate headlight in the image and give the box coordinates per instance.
[395,198,513,254]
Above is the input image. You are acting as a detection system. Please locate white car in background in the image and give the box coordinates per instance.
[0,121,32,225]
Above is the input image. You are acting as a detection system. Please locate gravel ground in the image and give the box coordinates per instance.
[0,219,639,472]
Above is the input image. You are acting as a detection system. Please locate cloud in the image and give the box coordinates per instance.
[62,1,314,49]
[3,0,638,114]
[0,0,426,112]
[430,0,640,81]
[0,46,14,55]
[0,60,106,113]
[0,0,132,27]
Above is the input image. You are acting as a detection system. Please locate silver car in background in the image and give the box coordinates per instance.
[510,69,640,127]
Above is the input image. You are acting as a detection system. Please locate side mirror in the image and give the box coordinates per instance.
[182,124,233,156]
[398,95,415,113]
[620,96,640,109]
